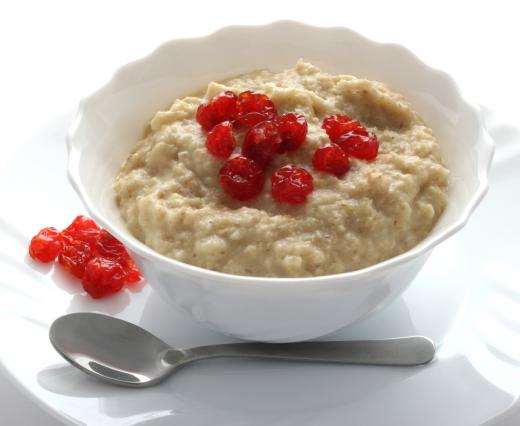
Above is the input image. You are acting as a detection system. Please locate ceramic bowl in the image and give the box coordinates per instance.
[67,21,493,342]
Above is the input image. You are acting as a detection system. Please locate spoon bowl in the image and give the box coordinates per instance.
[50,313,184,386]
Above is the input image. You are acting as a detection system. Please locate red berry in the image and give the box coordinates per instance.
[205,121,236,158]
[219,156,264,201]
[235,91,277,128]
[322,115,365,142]
[95,231,142,284]
[242,120,282,167]
[335,131,379,161]
[62,215,99,235]
[27,215,142,294]
[58,239,93,278]
[82,257,126,299]
[62,215,101,249]
[124,258,143,284]
[237,91,277,115]
[276,113,308,153]
[196,91,238,131]
[312,145,350,177]
[235,112,273,129]
[271,165,314,204]
[28,227,63,263]
[95,229,126,258]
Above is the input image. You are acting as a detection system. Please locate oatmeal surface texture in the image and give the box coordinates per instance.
[114,61,449,277]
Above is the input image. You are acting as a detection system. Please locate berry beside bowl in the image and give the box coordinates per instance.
[67,21,493,342]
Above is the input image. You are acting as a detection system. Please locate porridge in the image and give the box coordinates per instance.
[114,61,449,277]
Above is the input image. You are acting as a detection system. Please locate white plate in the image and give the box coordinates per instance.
[0,108,519,425]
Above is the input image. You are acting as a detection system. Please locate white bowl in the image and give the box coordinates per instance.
[67,21,493,342]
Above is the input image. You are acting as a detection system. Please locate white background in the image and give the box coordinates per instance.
[1,0,519,424]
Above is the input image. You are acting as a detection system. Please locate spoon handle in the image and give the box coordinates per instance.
[181,336,435,366]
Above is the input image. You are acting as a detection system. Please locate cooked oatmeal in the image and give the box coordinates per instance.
[114,61,449,277]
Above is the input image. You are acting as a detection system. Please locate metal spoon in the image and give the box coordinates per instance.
[49,313,435,387]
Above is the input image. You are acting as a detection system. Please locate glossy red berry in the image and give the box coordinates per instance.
[95,229,127,259]
[276,113,308,153]
[235,91,277,129]
[205,121,236,158]
[235,112,272,129]
[58,239,93,278]
[28,227,63,263]
[335,131,379,161]
[62,215,101,249]
[196,91,238,131]
[237,91,277,115]
[271,165,314,204]
[219,156,264,201]
[82,257,126,299]
[95,229,139,283]
[312,145,350,177]
[27,215,142,296]
[242,120,282,167]
[322,115,365,142]
[124,258,143,284]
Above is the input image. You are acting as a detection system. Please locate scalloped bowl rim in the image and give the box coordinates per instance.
[66,20,494,287]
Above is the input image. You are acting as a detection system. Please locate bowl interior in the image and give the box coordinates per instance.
[68,22,489,276]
